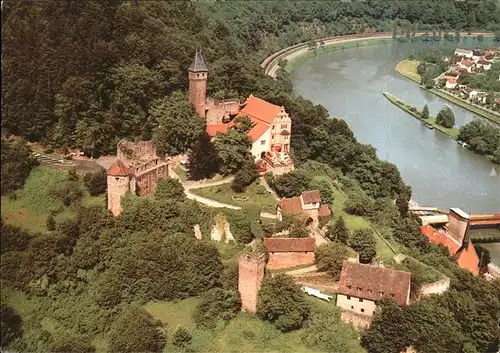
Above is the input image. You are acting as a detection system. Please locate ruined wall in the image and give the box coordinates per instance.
[266,252,315,270]
[271,163,294,176]
[238,253,266,314]
[135,162,168,196]
[107,175,130,216]
[189,71,207,118]
[205,99,240,125]
[419,277,450,297]
[340,310,372,330]
[117,140,157,161]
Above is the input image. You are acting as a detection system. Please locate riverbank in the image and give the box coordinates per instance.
[395,59,500,125]
[383,92,460,139]
[395,59,421,83]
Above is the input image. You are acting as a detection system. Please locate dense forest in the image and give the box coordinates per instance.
[2,1,500,353]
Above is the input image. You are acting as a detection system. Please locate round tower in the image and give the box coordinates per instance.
[238,252,266,314]
[188,50,208,118]
[107,160,132,217]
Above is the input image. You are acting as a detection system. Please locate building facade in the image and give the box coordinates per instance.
[188,51,294,175]
[277,190,331,228]
[107,140,169,217]
[263,237,315,269]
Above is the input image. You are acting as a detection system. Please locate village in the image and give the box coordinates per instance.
[103,51,500,330]
[442,47,500,111]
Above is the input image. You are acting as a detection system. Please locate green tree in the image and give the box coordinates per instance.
[171,326,192,347]
[46,213,56,231]
[309,177,334,205]
[213,128,253,175]
[0,302,23,348]
[231,158,258,192]
[327,217,349,244]
[421,104,429,119]
[257,274,310,332]
[83,169,107,196]
[350,229,376,263]
[315,242,349,279]
[0,138,38,195]
[436,105,455,128]
[187,132,220,180]
[154,177,185,201]
[52,332,96,353]
[193,288,241,329]
[272,170,312,198]
[152,91,205,156]
[108,306,165,353]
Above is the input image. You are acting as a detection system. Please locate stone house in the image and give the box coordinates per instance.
[188,51,294,176]
[337,261,411,327]
[107,140,169,216]
[276,190,331,228]
[263,237,315,269]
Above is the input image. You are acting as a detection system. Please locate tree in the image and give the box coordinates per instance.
[52,333,96,353]
[46,214,56,231]
[231,158,258,192]
[171,326,192,347]
[315,242,349,279]
[272,170,312,198]
[154,177,185,201]
[108,306,165,353]
[258,274,310,332]
[350,229,376,263]
[152,91,205,156]
[421,104,429,119]
[435,105,455,128]
[327,217,349,244]
[307,39,317,55]
[187,132,220,180]
[83,169,107,196]
[193,288,241,329]
[1,138,38,195]
[213,128,253,175]
[477,34,484,42]
[0,302,23,348]
[309,177,334,205]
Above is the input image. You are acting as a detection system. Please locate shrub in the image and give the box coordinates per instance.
[231,159,258,192]
[315,242,349,279]
[1,138,38,195]
[154,177,185,201]
[350,229,377,263]
[83,169,107,196]
[171,326,192,347]
[46,213,56,231]
[193,288,241,329]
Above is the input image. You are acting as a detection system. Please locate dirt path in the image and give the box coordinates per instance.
[260,176,280,202]
[286,265,318,276]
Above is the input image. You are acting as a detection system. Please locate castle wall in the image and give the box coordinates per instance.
[419,277,450,297]
[238,253,266,314]
[189,71,207,118]
[266,251,315,270]
[340,310,372,330]
[205,99,240,125]
[135,162,168,196]
[117,140,157,161]
[107,175,131,217]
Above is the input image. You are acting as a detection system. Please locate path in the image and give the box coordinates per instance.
[286,265,318,276]
[260,176,280,202]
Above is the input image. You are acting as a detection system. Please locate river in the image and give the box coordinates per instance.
[290,39,500,213]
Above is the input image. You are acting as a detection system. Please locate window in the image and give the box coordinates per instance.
[361,309,365,313]
[390,293,395,298]
[347,296,351,300]
[115,177,120,181]
[347,285,352,289]
[351,306,354,310]
[272,126,275,130]
[357,287,362,291]
[261,140,266,145]
[197,73,199,77]
[284,135,289,140]
[379,291,385,296]
[281,124,288,129]
[359,298,363,303]
[368,289,373,294]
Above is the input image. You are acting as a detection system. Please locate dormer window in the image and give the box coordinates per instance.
[390,293,395,298]
[347,285,352,289]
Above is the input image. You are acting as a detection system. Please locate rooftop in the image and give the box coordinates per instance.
[189,50,208,72]
[279,196,303,214]
[338,261,411,306]
[239,95,283,124]
[301,190,321,204]
[263,237,315,252]
[107,159,131,176]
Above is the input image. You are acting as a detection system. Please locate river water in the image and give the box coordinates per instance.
[291,39,500,213]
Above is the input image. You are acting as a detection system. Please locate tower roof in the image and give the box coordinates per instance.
[107,159,131,176]
[189,50,208,72]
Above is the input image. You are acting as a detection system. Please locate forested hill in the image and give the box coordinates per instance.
[2,0,500,156]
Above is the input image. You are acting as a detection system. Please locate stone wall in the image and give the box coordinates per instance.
[134,163,168,196]
[205,99,240,125]
[117,140,157,161]
[340,310,372,330]
[270,163,294,176]
[107,175,130,217]
[188,71,207,117]
[419,277,450,297]
[238,253,266,314]
[266,251,315,270]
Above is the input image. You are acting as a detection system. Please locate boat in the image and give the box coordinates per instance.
[424,123,434,130]
[457,140,469,148]
[491,166,498,177]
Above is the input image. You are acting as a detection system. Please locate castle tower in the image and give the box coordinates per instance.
[107,159,132,217]
[188,50,208,118]
[238,253,266,314]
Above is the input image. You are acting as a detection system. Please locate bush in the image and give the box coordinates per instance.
[46,213,56,231]
[257,274,310,332]
[315,242,349,279]
[50,180,83,206]
[154,177,185,201]
[193,288,241,329]
[83,169,107,196]
[0,302,23,348]
[327,217,349,244]
[273,170,312,198]
[1,138,38,195]
[436,105,455,128]
[231,159,258,192]
[171,326,192,347]
[350,229,377,263]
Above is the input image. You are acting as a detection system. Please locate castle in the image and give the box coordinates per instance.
[189,51,294,175]
[107,140,169,216]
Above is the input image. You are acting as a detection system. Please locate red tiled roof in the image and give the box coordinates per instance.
[206,122,234,137]
[454,55,463,62]
[247,119,270,142]
[447,79,457,84]
[469,214,500,221]
[301,190,321,204]
[495,98,500,104]
[338,261,411,306]
[456,241,480,275]
[279,196,303,214]
[462,59,474,67]
[419,225,461,254]
[318,204,331,217]
[107,159,131,176]
[239,94,282,124]
[263,237,315,252]
[477,58,490,65]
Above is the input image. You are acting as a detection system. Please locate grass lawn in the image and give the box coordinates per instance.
[144,297,200,337]
[190,180,278,214]
[395,59,421,83]
[1,166,106,234]
[173,166,187,182]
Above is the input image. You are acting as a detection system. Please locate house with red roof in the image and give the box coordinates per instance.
[263,237,315,269]
[445,78,457,89]
[188,51,294,176]
[277,190,331,229]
